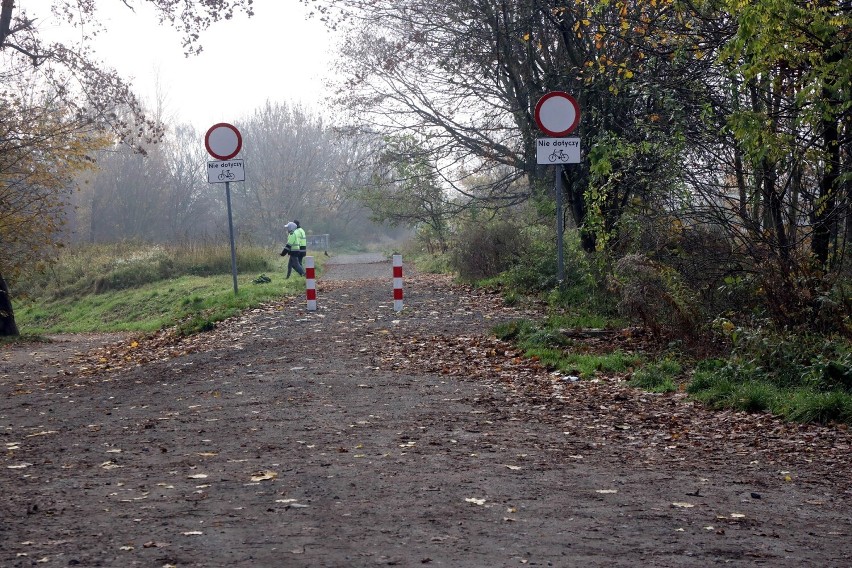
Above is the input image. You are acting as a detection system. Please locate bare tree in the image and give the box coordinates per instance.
[307,0,701,252]
[236,101,329,242]
[0,0,254,335]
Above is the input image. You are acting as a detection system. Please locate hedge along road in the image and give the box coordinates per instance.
[1,254,850,567]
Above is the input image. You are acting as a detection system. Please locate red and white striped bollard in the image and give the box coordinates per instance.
[393,254,403,312]
[305,256,317,311]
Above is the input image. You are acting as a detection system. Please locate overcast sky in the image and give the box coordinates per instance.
[84,1,337,132]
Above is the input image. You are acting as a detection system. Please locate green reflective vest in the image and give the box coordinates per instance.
[288,227,307,251]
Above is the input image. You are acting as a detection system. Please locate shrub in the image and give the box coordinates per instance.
[687,334,852,423]
[718,327,852,393]
[612,253,699,339]
[451,219,524,282]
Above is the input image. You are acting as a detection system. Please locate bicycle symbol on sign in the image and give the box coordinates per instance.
[549,149,570,162]
[218,169,236,181]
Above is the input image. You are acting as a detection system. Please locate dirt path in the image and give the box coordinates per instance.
[1,256,850,567]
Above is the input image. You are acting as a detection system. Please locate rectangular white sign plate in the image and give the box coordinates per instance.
[536,138,581,164]
[207,159,245,183]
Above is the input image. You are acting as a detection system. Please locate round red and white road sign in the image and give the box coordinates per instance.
[205,123,243,161]
[534,92,580,137]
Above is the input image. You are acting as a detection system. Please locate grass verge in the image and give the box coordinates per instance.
[628,358,681,393]
[15,272,304,336]
[11,243,324,336]
[493,318,642,379]
[687,359,852,424]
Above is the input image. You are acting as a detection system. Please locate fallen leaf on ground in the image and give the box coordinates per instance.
[25,431,58,438]
[250,470,278,482]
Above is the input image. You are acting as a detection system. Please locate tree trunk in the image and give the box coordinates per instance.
[762,158,788,260]
[0,0,13,47]
[812,111,839,268]
[812,49,842,269]
[0,272,20,337]
[562,167,596,253]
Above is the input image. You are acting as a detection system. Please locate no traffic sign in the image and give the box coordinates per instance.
[205,123,243,161]
[534,92,580,137]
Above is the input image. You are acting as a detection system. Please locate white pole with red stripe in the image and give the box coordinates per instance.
[305,256,317,311]
[393,254,403,312]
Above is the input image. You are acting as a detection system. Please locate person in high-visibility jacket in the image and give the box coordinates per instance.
[292,219,307,260]
[280,220,307,278]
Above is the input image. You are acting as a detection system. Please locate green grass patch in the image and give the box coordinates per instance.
[783,390,852,424]
[629,358,681,393]
[411,252,452,274]
[556,351,640,378]
[15,242,277,301]
[493,319,537,341]
[494,317,640,378]
[11,242,326,336]
[15,273,305,335]
[688,359,852,424]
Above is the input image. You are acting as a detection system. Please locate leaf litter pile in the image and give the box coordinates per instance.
[2,264,851,566]
[47,269,852,486]
[376,327,852,487]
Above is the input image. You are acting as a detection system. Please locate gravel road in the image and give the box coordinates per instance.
[1,254,850,567]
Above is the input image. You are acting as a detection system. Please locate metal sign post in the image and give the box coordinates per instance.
[205,123,244,295]
[224,181,239,294]
[555,165,564,282]
[534,92,581,285]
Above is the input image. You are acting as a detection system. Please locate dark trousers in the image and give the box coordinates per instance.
[287,252,305,277]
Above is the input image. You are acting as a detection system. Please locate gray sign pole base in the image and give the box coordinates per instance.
[225,181,239,295]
